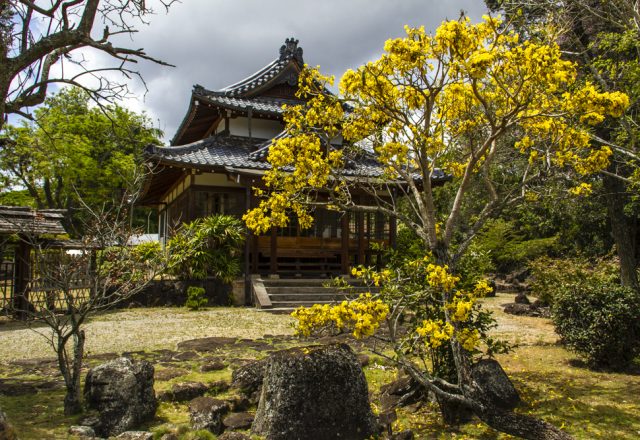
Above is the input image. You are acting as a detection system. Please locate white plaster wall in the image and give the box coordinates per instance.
[220,117,283,139]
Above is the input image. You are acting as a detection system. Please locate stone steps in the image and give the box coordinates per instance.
[252,277,375,313]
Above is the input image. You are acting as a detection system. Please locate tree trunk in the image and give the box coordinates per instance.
[602,172,638,289]
[60,329,85,415]
[476,406,573,440]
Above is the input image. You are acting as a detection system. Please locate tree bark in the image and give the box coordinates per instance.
[602,172,638,288]
[476,405,573,440]
[60,329,85,415]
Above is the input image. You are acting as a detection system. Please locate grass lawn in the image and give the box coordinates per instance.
[0,293,638,439]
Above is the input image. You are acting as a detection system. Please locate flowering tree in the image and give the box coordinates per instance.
[244,16,627,439]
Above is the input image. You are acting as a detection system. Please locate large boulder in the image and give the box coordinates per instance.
[472,359,521,411]
[231,358,269,403]
[84,357,157,437]
[252,344,377,440]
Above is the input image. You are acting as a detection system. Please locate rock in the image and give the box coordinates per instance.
[68,425,96,438]
[514,292,530,305]
[223,412,254,430]
[189,396,230,434]
[171,351,199,361]
[201,360,226,372]
[379,376,427,410]
[177,337,237,352]
[471,359,520,411]
[378,409,397,433]
[217,433,251,440]
[158,382,208,402]
[209,380,230,394]
[84,357,157,437]
[503,303,533,316]
[252,343,377,440]
[0,409,17,440]
[231,357,269,403]
[0,380,37,396]
[392,430,414,440]
[159,434,179,440]
[357,354,370,367]
[154,368,187,381]
[113,431,153,440]
[227,396,250,412]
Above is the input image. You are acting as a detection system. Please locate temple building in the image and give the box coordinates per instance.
[140,38,445,306]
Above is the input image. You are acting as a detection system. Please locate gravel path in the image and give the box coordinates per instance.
[0,307,294,362]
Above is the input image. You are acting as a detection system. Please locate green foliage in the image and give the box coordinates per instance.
[131,241,163,265]
[455,241,495,289]
[0,87,162,233]
[185,286,208,311]
[552,278,640,371]
[167,214,245,283]
[0,189,35,207]
[473,219,560,272]
[529,256,619,305]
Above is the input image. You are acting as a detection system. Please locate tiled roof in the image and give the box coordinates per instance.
[0,206,67,235]
[193,89,301,116]
[146,135,270,170]
[146,134,447,181]
[216,38,304,97]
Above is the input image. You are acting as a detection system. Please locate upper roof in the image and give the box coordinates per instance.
[171,38,305,146]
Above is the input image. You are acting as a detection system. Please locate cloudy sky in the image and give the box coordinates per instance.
[111,0,488,143]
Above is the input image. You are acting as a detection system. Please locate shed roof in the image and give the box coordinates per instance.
[0,206,67,236]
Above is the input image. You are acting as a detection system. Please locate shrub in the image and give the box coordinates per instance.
[552,279,640,371]
[185,286,208,311]
[167,214,245,282]
[529,256,619,305]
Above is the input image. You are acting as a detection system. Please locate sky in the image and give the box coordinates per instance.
[98,0,489,143]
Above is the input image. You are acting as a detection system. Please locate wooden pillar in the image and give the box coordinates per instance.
[270,226,278,276]
[13,238,31,320]
[244,184,252,305]
[357,212,365,266]
[389,215,397,250]
[341,213,350,274]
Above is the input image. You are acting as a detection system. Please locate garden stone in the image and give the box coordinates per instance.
[177,337,237,352]
[503,303,533,316]
[154,367,187,381]
[223,412,254,430]
[231,357,269,403]
[218,433,251,440]
[68,425,96,438]
[84,357,157,437]
[0,409,17,440]
[472,359,520,411]
[392,430,414,440]
[201,359,226,372]
[158,382,208,402]
[252,343,377,440]
[514,292,530,305]
[113,431,153,440]
[189,396,230,434]
[209,380,230,394]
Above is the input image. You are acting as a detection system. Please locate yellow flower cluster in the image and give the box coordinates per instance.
[457,328,481,351]
[425,264,460,291]
[416,319,454,349]
[569,182,593,196]
[292,293,389,339]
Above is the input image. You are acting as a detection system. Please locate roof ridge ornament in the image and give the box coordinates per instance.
[279,37,303,64]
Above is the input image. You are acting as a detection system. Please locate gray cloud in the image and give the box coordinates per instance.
[119,0,488,142]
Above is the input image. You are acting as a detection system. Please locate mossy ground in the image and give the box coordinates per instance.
[0,296,639,439]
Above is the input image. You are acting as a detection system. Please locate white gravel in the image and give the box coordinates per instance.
[0,307,294,362]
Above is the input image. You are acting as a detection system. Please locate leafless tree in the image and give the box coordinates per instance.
[5,168,167,415]
[0,0,176,130]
